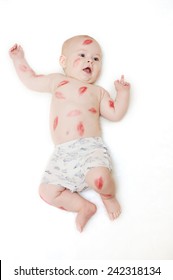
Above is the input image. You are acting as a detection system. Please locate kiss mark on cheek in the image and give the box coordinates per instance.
[58,80,69,87]
[67,110,82,117]
[79,86,87,95]
[88,107,97,114]
[53,116,59,130]
[77,122,85,136]
[55,91,65,99]
[73,58,81,67]
[109,100,115,109]
[95,177,103,190]
[83,39,93,45]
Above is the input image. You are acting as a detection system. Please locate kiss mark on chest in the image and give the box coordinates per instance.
[67,110,82,117]
[79,86,88,95]
[88,107,97,114]
[95,177,103,190]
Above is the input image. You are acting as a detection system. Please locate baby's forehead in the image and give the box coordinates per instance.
[62,36,102,55]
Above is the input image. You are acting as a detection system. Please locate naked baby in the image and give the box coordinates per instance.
[9,35,130,232]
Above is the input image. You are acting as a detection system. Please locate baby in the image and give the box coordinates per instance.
[9,35,130,232]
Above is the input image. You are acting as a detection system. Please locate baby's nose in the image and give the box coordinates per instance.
[87,58,93,63]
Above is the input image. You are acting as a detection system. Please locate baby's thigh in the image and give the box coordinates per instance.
[39,183,65,204]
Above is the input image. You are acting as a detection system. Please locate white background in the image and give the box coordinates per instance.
[0,0,173,261]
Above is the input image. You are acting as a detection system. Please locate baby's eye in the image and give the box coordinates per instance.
[94,57,99,61]
[79,53,85,58]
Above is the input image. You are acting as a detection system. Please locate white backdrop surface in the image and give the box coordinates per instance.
[0,0,173,260]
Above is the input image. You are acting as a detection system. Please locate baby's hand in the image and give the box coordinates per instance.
[114,75,130,92]
[9,44,24,60]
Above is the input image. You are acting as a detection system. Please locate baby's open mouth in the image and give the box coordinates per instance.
[83,67,92,74]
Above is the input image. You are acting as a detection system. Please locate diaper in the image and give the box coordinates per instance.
[41,137,112,192]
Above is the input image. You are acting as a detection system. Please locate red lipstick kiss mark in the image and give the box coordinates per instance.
[88,107,97,114]
[109,100,115,109]
[101,193,112,198]
[59,206,67,211]
[67,110,81,117]
[58,80,69,87]
[77,122,84,136]
[55,91,65,99]
[79,86,87,95]
[83,39,93,45]
[95,177,103,190]
[53,116,58,130]
[19,64,29,72]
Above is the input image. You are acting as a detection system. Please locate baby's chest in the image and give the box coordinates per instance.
[53,82,99,105]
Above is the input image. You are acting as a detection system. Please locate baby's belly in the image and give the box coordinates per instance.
[50,115,102,145]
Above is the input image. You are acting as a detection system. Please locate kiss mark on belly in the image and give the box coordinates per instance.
[67,110,82,117]
[83,39,93,45]
[53,116,59,130]
[109,100,115,109]
[58,80,69,87]
[79,86,87,95]
[77,122,85,136]
[55,91,65,99]
[88,107,97,114]
[95,177,103,190]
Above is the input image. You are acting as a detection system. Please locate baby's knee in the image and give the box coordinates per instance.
[86,167,112,190]
[39,183,63,205]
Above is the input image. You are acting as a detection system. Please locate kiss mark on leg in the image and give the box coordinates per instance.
[100,193,112,198]
[55,91,65,99]
[58,80,69,87]
[59,206,67,211]
[79,86,87,95]
[88,107,97,114]
[77,122,84,136]
[67,110,82,117]
[83,39,93,45]
[109,100,115,109]
[95,177,103,190]
[53,116,59,130]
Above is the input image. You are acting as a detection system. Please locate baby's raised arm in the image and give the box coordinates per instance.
[9,44,57,93]
[100,75,130,121]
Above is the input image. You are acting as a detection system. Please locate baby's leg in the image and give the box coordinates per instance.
[39,184,96,232]
[85,167,121,220]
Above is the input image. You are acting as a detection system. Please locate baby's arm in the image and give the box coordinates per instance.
[100,75,130,121]
[9,44,57,93]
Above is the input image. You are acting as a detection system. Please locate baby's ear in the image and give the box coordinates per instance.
[59,55,66,68]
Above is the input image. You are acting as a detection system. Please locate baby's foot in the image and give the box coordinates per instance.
[102,197,121,220]
[76,203,96,232]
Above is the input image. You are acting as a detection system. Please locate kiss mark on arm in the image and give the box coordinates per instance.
[58,80,69,87]
[55,91,65,99]
[109,100,115,109]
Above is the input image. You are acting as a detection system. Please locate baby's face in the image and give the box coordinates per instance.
[61,37,102,84]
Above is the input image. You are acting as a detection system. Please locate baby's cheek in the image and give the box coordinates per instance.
[73,58,81,67]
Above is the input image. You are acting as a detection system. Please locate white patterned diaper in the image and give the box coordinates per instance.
[41,137,112,192]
